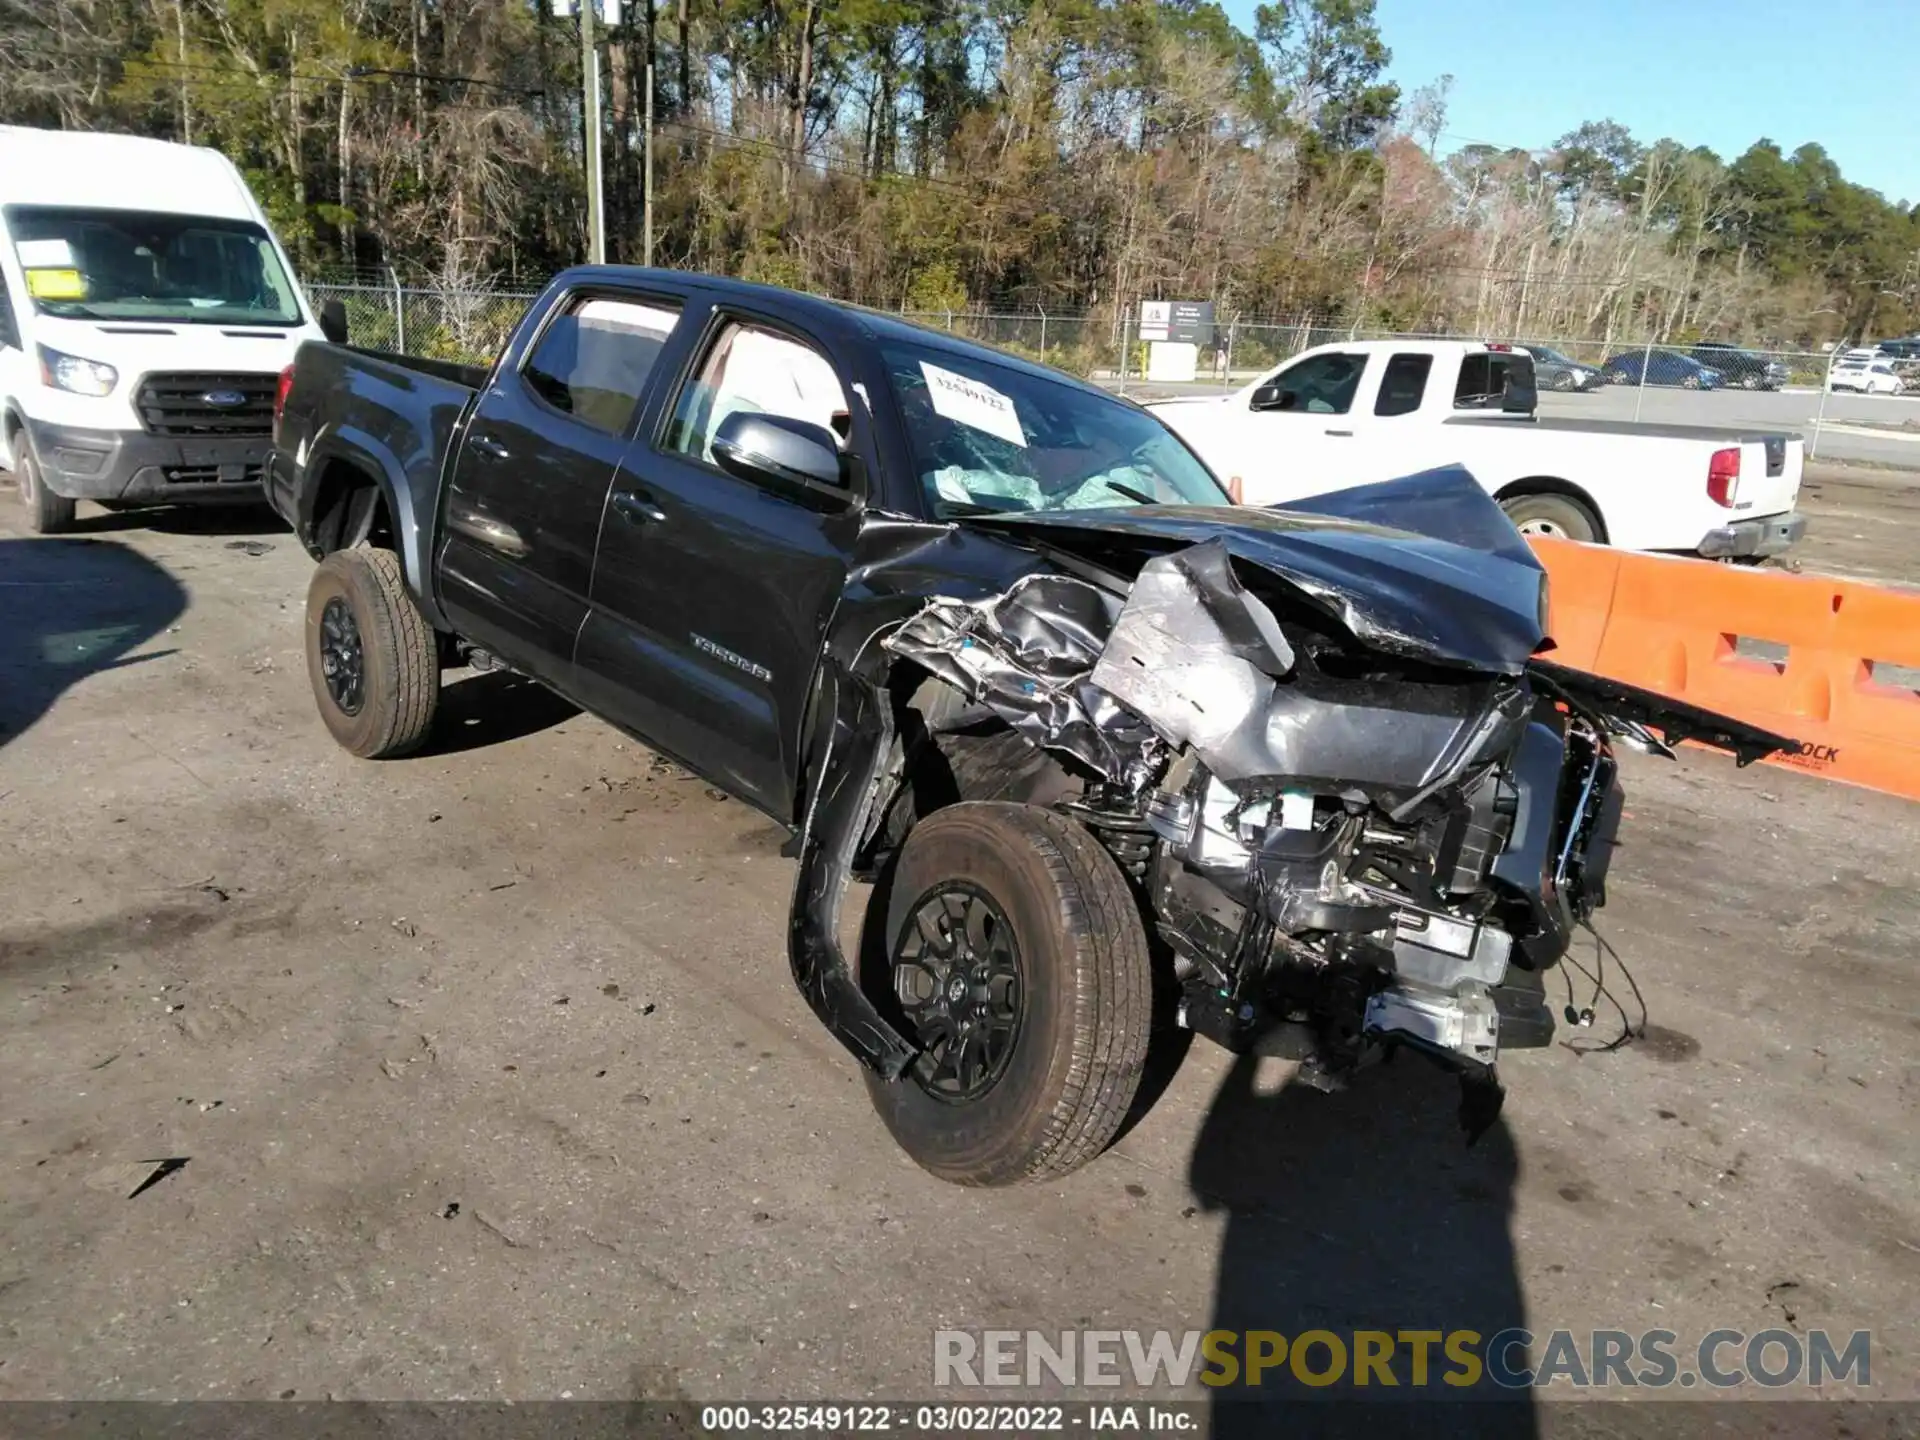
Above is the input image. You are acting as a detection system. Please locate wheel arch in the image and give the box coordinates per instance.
[1494,476,1610,544]
[299,428,446,629]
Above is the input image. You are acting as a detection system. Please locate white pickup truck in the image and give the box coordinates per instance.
[1146,340,1807,556]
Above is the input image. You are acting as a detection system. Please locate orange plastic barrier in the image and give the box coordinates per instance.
[1529,537,1920,802]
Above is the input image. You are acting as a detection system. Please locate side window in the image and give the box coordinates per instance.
[1455,353,1521,408]
[1257,352,1365,415]
[1374,353,1432,416]
[665,319,849,466]
[521,295,682,435]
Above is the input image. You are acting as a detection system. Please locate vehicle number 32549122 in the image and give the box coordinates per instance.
[698,1404,1069,1431]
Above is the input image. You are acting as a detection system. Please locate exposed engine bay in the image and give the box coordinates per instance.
[825,471,1792,1134]
[779,468,1794,1145]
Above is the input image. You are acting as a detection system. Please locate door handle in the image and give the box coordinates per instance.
[1325,429,1353,437]
[612,490,667,526]
[469,432,511,460]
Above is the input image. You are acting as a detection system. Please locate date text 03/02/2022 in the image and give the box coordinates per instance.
[698,1403,1197,1433]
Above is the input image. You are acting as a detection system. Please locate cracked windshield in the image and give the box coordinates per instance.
[882,341,1227,517]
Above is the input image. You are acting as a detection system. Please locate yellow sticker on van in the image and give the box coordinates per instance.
[25,268,87,300]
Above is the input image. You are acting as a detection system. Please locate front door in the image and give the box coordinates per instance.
[1233,350,1369,506]
[435,290,685,686]
[575,311,866,819]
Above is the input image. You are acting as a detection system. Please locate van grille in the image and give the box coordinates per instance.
[136,372,278,437]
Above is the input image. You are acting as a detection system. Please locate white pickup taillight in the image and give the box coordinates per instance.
[1707,447,1741,507]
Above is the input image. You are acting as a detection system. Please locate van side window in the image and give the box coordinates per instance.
[1374,354,1432,416]
[520,296,683,436]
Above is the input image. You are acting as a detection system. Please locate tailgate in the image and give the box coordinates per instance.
[1729,433,1801,517]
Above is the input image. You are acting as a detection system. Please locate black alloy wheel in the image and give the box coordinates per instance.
[318,595,366,716]
[893,883,1025,1102]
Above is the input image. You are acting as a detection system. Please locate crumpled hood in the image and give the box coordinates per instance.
[967,464,1548,673]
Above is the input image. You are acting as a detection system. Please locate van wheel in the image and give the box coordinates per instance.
[304,547,441,758]
[862,802,1153,1186]
[1502,492,1600,544]
[15,449,76,535]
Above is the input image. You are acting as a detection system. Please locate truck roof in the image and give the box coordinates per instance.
[0,125,259,221]
[552,265,1130,408]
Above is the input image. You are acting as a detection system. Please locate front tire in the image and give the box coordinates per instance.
[304,547,441,758]
[1501,491,1600,544]
[14,448,76,535]
[863,802,1153,1186]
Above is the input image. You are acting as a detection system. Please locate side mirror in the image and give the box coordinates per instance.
[318,298,349,345]
[1250,382,1291,412]
[711,410,847,495]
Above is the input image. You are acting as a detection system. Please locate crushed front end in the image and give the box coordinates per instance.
[871,470,1788,1134]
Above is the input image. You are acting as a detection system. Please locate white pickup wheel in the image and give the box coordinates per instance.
[1501,492,1599,543]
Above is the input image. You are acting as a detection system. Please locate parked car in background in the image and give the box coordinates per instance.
[1688,342,1789,390]
[1829,357,1906,394]
[1600,349,1726,389]
[1520,344,1605,392]
[1866,338,1920,360]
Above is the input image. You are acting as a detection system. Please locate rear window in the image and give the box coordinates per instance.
[1374,353,1432,416]
[1454,351,1533,409]
[521,295,682,434]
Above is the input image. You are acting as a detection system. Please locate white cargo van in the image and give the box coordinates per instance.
[0,126,346,533]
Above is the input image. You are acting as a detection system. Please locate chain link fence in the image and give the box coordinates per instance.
[307,281,1895,410]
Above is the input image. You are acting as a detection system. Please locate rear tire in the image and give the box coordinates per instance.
[15,448,76,535]
[304,547,441,759]
[863,802,1153,1186]
[1501,491,1600,544]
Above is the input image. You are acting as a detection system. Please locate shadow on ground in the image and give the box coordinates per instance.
[422,670,581,755]
[70,501,291,538]
[0,537,188,752]
[1191,1054,1534,1437]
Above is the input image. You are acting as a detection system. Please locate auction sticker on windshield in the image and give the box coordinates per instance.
[921,361,1027,448]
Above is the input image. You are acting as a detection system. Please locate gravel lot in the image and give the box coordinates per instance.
[1,477,1915,1426]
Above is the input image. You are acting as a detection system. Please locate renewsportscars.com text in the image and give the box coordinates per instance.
[933,1328,1872,1391]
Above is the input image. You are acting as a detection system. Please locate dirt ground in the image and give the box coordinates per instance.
[1787,461,1920,589]
[1,472,1916,1425]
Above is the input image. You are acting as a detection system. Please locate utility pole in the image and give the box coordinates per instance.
[582,0,605,264]
[643,60,655,267]
[556,0,610,262]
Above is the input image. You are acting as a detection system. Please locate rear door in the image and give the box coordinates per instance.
[575,305,867,818]
[435,287,685,685]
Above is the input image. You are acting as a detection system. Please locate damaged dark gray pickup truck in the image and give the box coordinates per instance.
[267,267,1790,1186]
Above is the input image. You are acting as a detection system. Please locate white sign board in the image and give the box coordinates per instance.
[1145,341,1198,383]
[919,361,1027,448]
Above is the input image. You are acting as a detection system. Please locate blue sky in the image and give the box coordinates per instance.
[1220,0,1918,206]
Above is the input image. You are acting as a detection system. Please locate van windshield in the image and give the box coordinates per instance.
[6,205,304,326]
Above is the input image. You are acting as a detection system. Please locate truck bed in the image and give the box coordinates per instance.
[1447,413,1802,444]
